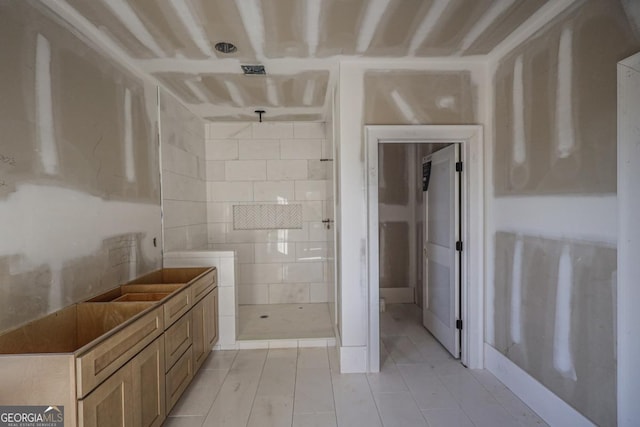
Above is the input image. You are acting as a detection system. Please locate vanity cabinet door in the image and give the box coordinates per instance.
[192,299,207,371]
[131,337,165,427]
[78,363,134,427]
[205,288,218,348]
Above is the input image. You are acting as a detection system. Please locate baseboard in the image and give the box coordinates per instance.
[484,344,595,427]
[380,287,414,303]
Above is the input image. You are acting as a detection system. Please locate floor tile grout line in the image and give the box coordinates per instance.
[243,350,270,427]
[325,346,340,427]
[290,347,300,427]
[198,350,239,426]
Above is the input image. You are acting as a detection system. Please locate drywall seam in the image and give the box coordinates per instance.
[137,56,487,74]
[458,0,516,54]
[184,78,210,104]
[167,0,214,57]
[302,79,316,106]
[306,0,321,57]
[493,196,617,244]
[124,88,136,182]
[223,81,245,107]
[35,33,58,176]
[510,236,523,344]
[408,0,448,55]
[233,0,265,60]
[488,0,579,63]
[356,0,392,53]
[100,0,165,57]
[512,55,526,164]
[389,90,420,124]
[555,26,575,159]
[553,244,577,380]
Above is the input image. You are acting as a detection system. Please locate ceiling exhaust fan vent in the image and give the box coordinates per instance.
[241,64,266,75]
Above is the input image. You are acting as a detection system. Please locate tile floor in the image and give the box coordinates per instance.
[165,304,547,427]
[237,303,334,340]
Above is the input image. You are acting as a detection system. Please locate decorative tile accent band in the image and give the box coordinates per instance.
[233,204,303,230]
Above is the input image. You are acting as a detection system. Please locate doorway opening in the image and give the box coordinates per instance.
[365,125,484,373]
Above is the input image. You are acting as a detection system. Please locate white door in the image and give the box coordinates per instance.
[422,144,460,357]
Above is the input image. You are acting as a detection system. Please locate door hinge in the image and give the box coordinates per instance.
[456,319,463,330]
[456,161,463,172]
[456,241,463,251]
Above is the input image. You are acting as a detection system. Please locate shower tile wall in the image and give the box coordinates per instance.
[205,122,332,305]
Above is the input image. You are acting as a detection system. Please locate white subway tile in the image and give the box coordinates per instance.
[208,222,226,244]
[207,122,252,139]
[265,225,308,243]
[209,182,253,201]
[219,257,235,286]
[321,138,333,159]
[224,160,267,181]
[302,201,323,221]
[295,181,327,201]
[308,222,328,241]
[253,181,295,202]
[252,122,293,139]
[296,242,328,262]
[238,285,269,304]
[225,226,269,243]
[280,139,322,160]
[210,243,255,264]
[238,140,280,159]
[254,242,297,263]
[307,160,328,180]
[237,263,283,284]
[206,160,225,181]
[207,202,232,223]
[206,139,238,160]
[268,283,310,304]
[282,262,323,283]
[293,122,326,139]
[267,160,308,180]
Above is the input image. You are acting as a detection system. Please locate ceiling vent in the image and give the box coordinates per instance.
[241,65,266,75]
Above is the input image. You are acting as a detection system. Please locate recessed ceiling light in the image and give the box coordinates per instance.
[214,41,237,54]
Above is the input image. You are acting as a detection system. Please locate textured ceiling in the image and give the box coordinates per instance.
[58,0,550,121]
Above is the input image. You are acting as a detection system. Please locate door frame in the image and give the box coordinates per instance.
[365,125,484,372]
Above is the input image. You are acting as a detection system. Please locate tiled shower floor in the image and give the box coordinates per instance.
[237,303,334,340]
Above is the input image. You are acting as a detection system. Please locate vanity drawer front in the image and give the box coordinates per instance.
[164,312,192,371]
[190,268,216,304]
[76,306,164,399]
[163,288,191,328]
[165,346,193,413]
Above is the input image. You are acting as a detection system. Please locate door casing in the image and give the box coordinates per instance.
[365,125,484,372]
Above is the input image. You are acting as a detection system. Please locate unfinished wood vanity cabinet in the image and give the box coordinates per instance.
[79,336,165,427]
[0,267,218,427]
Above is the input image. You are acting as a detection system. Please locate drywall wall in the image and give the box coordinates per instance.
[493,0,639,195]
[0,1,161,332]
[378,144,415,296]
[487,0,640,425]
[364,71,477,124]
[160,89,208,251]
[205,122,333,305]
[336,61,483,358]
